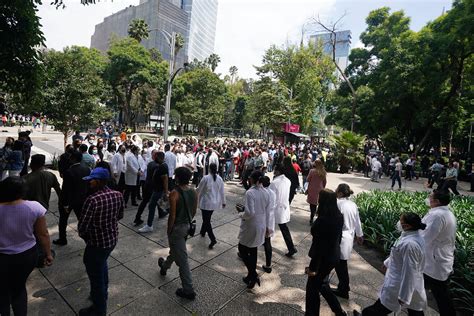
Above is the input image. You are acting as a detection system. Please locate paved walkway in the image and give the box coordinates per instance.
[23,170,461,316]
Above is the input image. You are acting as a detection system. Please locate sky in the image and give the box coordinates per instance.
[37,0,453,79]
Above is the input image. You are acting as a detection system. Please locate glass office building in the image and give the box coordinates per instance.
[309,30,352,74]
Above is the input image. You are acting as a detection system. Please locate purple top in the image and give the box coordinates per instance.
[0,200,46,255]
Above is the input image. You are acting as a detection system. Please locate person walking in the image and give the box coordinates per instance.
[261,176,276,273]
[237,170,269,289]
[54,151,90,245]
[134,150,158,226]
[332,183,363,300]
[391,158,403,190]
[354,213,427,316]
[305,189,346,316]
[4,140,24,179]
[306,160,327,225]
[421,190,457,316]
[270,164,297,257]
[18,131,32,177]
[78,168,124,316]
[441,162,460,195]
[123,145,141,207]
[196,163,226,249]
[158,167,197,300]
[164,144,177,191]
[371,157,382,182]
[0,177,53,316]
[301,154,313,189]
[282,156,299,203]
[0,137,14,180]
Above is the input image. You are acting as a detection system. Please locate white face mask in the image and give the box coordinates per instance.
[425,198,431,207]
[396,221,404,233]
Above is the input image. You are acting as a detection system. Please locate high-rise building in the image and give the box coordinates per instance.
[309,30,351,74]
[90,0,218,67]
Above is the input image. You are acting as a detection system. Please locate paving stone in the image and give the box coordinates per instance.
[110,233,160,263]
[28,289,75,316]
[160,265,245,315]
[58,265,153,314]
[50,227,86,259]
[27,269,55,299]
[212,222,241,246]
[186,233,234,264]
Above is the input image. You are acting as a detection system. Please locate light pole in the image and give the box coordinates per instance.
[161,30,176,143]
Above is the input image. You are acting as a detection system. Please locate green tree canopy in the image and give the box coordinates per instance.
[128,19,150,42]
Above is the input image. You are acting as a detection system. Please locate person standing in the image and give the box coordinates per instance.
[110,145,126,193]
[261,176,276,273]
[0,177,53,316]
[123,145,141,207]
[78,168,124,316]
[421,190,457,316]
[196,163,226,249]
[192,148,205,186]
[282,156,299,203]
[18,131,32,177]
[332,184,363,300]
[80,144,96,170]
[301,154,313,189]
[4,140,24,179]
[306,160,327,225]
[204,147,219,175]
[54,151,90,245]
[164,144,177,191]
[441,162,460,195]
[58,145,75,178]
[158,167,197,300]
[305,189,346,316]
[354,213,427,316]
[391,158,403,190]
[134,150,158,226]
[371,157,382,182]
[0,137,14,180]
[237,170,269,289]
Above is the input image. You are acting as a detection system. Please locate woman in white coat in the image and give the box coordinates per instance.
[123,145,142,207]
[261,176,276,273]
[110,144,126,193]
[196,163,226,249]
[237,170,270,289]
[269,164,297,257]
[332,183,364,299]
[354,212,427,316]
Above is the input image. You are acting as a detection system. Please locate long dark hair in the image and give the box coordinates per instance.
[317,189,342,218]
[209,163,217,181]
[0,177,25,202]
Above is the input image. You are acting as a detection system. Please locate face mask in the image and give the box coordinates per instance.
[120,149,126,154]
[92,150,98,155]
[88,140,94,144]
[396,221,403,233]
[425,198,431,207]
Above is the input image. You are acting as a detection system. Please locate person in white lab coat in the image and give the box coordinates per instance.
[110,145,127,193]
[371,157,382,182]
[331,183,364,300]
[237,170,270,289]
[421,190,457,316]
[204,148,219,175]
[260,176,276,273]
[196,163,226,249]
[354,212,427,316]
[164,144,177,190]
[137,149,148,200]
[123,145,142,207]
[269,164,297,257]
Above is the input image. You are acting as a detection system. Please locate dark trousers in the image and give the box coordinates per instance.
[200,209,216,242]
[289,190,296,204]
[424,274,455,316]
[238,243,257,280]
[361,299,424,315]
[391,173,401,189]
[137,179,144,199]
[83,245,114,314]
[193,168,203,186]
[58,206,81,241]
[279,223,296,252]
[441,180,460,195]
[334,259,350,293]
[305,262,345,316]
[310,204,317,221]
[117,173,125,194]
[263,237,272,267]
[123,185,137,205]
[147,191,164,227]
[135,187,152,222]
[0,245,37,316]
[19,156,29,177]
[405,165,413,180]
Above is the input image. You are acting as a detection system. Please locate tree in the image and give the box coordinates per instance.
[104,38,168,128]
[229,66,238,83]
[206,53,221,72]
[39,47,110,147]
[330,131,365,173]
[128,19,149,42]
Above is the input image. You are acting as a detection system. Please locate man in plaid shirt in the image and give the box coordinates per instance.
[78,167,124,316]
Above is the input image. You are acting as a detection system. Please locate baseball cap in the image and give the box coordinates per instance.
[83,167,110,181]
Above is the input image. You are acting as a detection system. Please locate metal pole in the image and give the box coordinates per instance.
[163,32,176,143]
[469,121,473,154]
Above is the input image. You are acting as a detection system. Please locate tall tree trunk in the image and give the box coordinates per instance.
[63,132,68,150]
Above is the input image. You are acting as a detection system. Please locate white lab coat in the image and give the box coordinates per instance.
[103,150,114,163]
[238,185,270,248]
[263,187,276,237]
[110,152,126,183]
[380,231,427,312]
[176,152,186,168]
[269,174,291,224]
[196,174,226,211]
[337,198,363,260]
[204,152,219,175]
[125,152,140,186]
[420,205,457,281]
[138,155,148,181]
[164,151,177,177]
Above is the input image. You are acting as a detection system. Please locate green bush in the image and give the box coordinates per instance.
[354,191,474,313]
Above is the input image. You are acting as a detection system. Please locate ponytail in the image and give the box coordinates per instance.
[402,212,426,231]
[209,163,217,181]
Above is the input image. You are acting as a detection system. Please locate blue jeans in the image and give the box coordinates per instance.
[83,245,114,313]
[224,161,232,180]
[147,191,163,227]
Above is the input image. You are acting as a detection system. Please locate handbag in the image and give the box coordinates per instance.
[177,187,196,237]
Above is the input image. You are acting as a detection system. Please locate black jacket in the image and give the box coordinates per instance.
[308,215,343,271]
[60,163,90,210]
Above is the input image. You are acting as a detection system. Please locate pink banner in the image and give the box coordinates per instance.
[282,123,300,133]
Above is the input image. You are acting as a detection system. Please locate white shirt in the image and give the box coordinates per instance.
[420,205,457,281]
[261,151,269,167]
[238,185,270,248]
[125,152,140,186]
[381,231,427,312]
[176,152,186,168]
[103,150,114,163]
[269,174,291,224]
[110,152,126,182]
[138,155,148,181]
[204,152,219,175]
[263,187,276,237]
[196,174,226,211]
[371,160,382,172]
[164,151,177,177]
[337,198,363,260]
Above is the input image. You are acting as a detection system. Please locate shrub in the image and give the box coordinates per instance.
[354,191,474,314]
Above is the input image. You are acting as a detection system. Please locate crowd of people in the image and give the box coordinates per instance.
[0,130,460,316]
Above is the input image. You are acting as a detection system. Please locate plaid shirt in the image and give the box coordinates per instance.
[78,187,124,248]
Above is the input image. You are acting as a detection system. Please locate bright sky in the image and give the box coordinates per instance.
[37,0,452,79]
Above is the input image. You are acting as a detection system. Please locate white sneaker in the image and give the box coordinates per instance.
[138,225,153,233]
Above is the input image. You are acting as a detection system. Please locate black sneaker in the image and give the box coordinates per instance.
[53,239,67,246]
[133,219,144,227]
[175,288,196,300]
[285,249,298,257]
[331,288,349,299]
[262,265,272,273]
[208,240,217,249]
[78,305,105,316]
[158,257,167,276]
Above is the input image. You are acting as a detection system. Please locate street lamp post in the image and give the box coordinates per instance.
[162,30,176,143]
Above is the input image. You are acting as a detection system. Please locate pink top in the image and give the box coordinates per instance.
[306,169,327,205]
[0,200,46,255]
